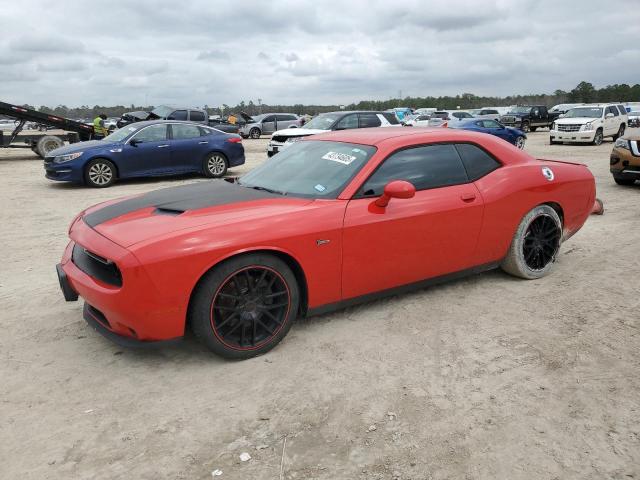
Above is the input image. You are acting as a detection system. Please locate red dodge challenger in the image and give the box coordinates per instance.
[57,128,597,358]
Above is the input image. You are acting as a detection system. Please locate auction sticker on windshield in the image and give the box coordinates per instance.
[322,151,356,165]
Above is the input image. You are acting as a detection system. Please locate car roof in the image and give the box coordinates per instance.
[309,126,498,146]
[121,120,208,128]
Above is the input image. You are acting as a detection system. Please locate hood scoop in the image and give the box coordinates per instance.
[154,207,185,216]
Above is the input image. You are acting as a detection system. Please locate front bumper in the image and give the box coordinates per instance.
[550,129,596,143]
[44,158,84,183]
[267,141,294,157]
[57,220,186,344]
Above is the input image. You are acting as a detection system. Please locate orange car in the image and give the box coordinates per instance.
[610,134,640,185]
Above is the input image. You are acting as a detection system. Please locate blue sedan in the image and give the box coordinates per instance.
[44,120,245,187]
[452,119,527,149]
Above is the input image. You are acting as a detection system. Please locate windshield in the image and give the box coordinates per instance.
[509,106,532,114]
[103,124,139,142]
[151,105,175,118]
[564,107,603,118]
[239,141,376,198]
[302,113,342,130]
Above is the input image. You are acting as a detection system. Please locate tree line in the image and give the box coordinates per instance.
[14,81,640,120]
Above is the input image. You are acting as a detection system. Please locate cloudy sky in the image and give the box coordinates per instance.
[1,0,639,108]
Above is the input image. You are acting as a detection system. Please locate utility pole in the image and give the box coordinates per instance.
[258,98,262,114]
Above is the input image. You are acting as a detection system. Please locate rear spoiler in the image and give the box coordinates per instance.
[537,158,587,167]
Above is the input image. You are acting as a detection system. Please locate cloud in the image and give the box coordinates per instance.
[197,50,230,61]
[0,0,638,107]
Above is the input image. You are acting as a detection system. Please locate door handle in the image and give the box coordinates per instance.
[461,193,476,202]
[157,144,169,148]
[198,141,209,144]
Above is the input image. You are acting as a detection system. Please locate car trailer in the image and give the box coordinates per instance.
[0,101,95,158]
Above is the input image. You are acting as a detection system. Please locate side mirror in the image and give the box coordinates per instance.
[606,113,614,118]
[129,138,140,147]
[375,180,416,207]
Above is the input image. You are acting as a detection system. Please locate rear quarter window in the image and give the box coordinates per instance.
[455,143,501,181]
[189,111,205,122]
[382,112,400,124]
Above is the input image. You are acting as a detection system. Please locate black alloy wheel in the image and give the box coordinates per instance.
[210,266,290,351]
[522,214,561,271]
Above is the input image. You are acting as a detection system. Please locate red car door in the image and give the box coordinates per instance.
[341,143,484,300]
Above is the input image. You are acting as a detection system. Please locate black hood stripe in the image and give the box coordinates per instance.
[84,180,276,227]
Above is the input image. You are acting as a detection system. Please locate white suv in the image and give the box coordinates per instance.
[550,104,628,145]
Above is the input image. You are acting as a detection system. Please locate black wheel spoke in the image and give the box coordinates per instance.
[261,309,283,325]
[218,292,242,301]
[264,290,287,299]
[261,302,288,310]
[216,311,239,329]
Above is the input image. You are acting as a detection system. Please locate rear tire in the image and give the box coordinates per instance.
[190,253,300,359]
[84,158,117,188]
[530,126,538,132]
[501,205,562,280]
[521,121,530,133]
[612,124,625,141]
[203,152,228,178]
[35,135,64,158]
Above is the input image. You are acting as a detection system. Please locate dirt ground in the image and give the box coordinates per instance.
[1,129,639,480]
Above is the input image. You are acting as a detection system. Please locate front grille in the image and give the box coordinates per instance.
[72,244,122,287]
[557,124,582,132]
[44,157,54,165]
[271,135,294,143]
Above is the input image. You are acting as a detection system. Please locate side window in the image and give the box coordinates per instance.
[531,107,539,116]
[455,143,501,181]
[360,144,468,196]
[482,120,501,128]
[189,111,205,122]
[171,124,202,140]
[167,110,188,120]
[382,112,400,125]
[617,105,627,115]
[358,113,381,128]
[607,106,619,117]
[335,114,358,130]
[131,124,167,143]
[262,115,276,123]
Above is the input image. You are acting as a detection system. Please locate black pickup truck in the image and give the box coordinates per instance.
[499,106,561,132]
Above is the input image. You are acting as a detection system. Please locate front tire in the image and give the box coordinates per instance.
[203,152,228,178]
[190,253,300,359]
[84,158,116,188]
[521,121,530,133]
[592,128,603,145]
[250,128,261,139]
[515,136,526,149]
[501,205,562,280]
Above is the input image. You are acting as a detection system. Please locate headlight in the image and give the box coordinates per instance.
[285,137,302,143]
[54,152,83,163]
[582,122,594,131]
[551,122,556,130]
[614,138,630,149]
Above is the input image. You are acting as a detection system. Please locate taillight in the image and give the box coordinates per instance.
[226,137,242,143]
